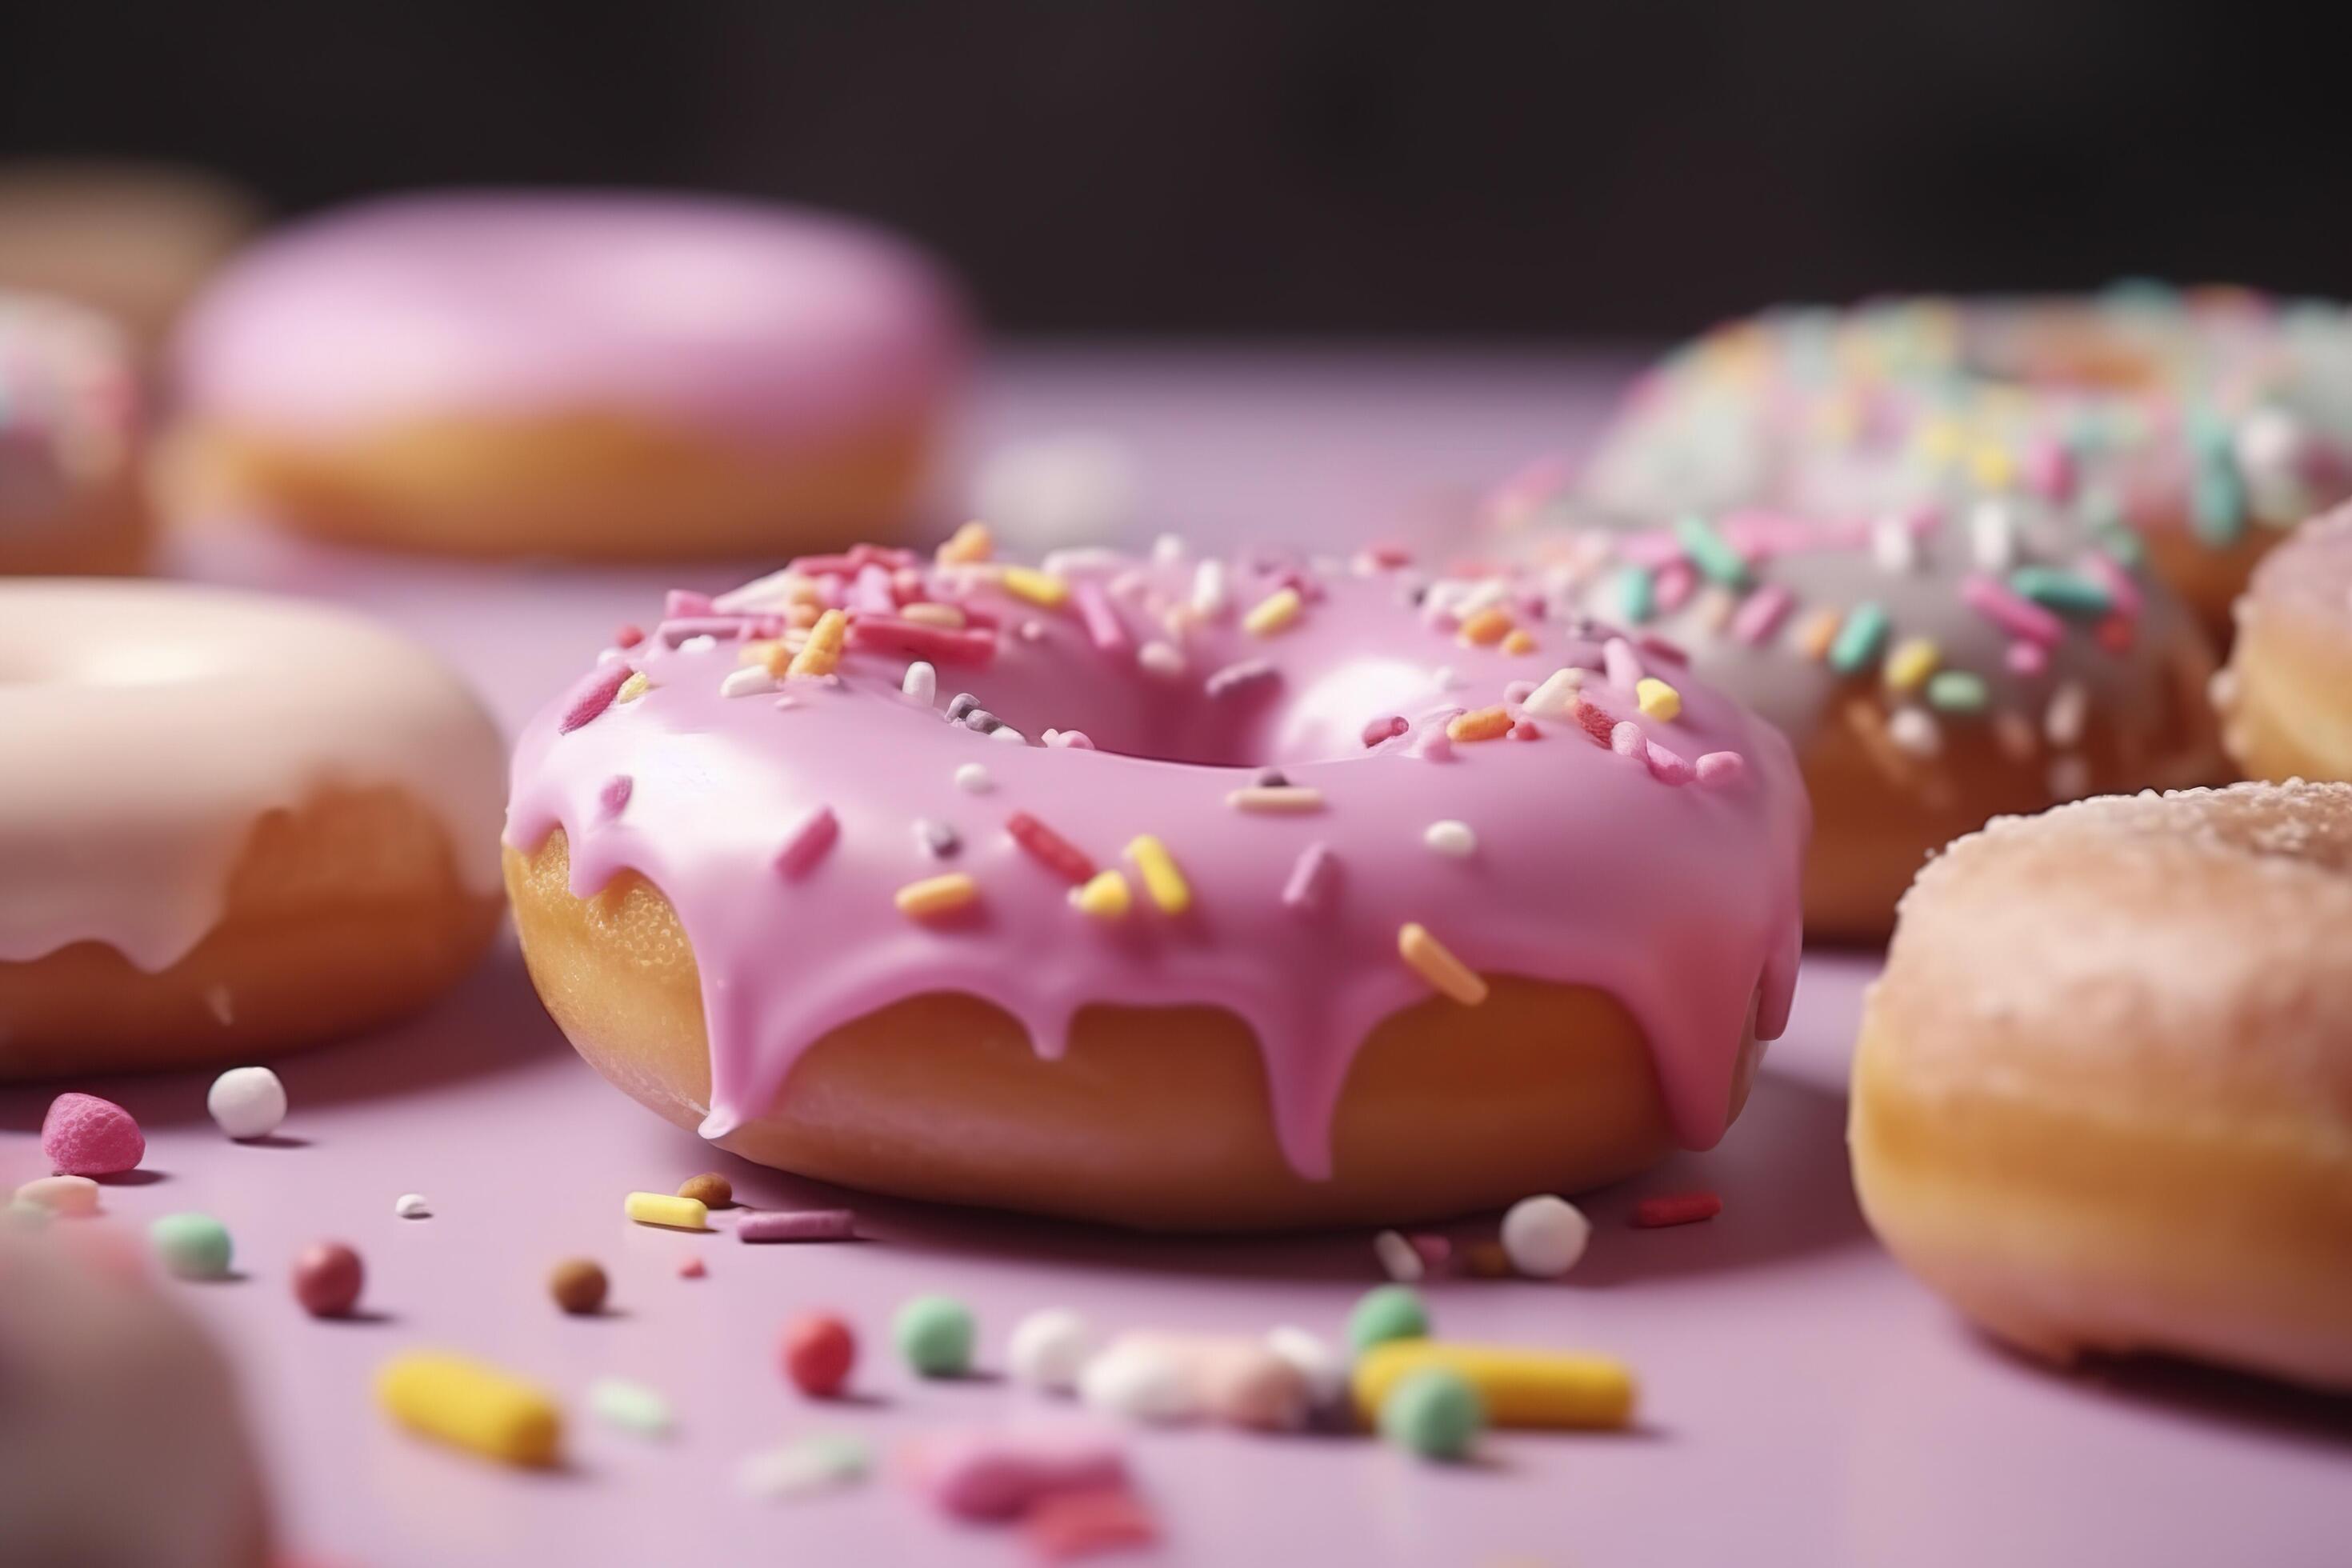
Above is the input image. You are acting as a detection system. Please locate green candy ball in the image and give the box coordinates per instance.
[894,1294,976,1378]
[1379,1367,1486,1461]
[150,1213,233,1279]
[1346,1284,1430,1352]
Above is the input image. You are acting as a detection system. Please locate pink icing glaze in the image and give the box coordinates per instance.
[172,192,967,446]
[0,582,506,971]
[506,542,1808,1182]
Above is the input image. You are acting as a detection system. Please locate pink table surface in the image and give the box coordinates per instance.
[7,346,2348,1567]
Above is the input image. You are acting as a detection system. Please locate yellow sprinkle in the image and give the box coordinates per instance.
[786,609,848,679]
[614,672,651,705]
[938,520,994,565]
[623,1191,709,1230]
[1398,922,1488,1006]
[1914,417,1966,466]
[1500,627,1538,656]
[1124,834,1192,915]
[1226,786,1325,814]
[1446,706,1513,743]
[899,602,967,629]
[1793,608,1842,662]
[1072,869,1132,921]
[1457,606,1514,646]
[740,640,782,666]
[1242,586,1303,638]
[1635,678,1682,722]
[1968,442,2016,490]
[377,1352,562,1468]
[1001,566,1071,610]
[1352,1342,1636,1431]
[1883,637,1940,693]
[895,872,980,920]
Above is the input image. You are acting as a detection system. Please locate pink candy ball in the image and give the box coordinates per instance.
[41,1093,144,1177]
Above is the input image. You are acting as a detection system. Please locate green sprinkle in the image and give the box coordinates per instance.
[1925,670,1990,714]
[1378,1367,1486,1461]
[735,1434,872,1500]
[1614,566,1656,624]
[1673,514,1750,587]
[1347,1284,1431,1353]
[150,1213,233,1279]
[2191,458,2246,546]
[1826,602,1891,675]
[588,1377,673,1438]
[2008,567,2113,618]
[893,1294,976,1378]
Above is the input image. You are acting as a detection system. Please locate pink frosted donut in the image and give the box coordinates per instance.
[166,191,968,560]
[0,581,506,1078]
[502,530,1809,1228]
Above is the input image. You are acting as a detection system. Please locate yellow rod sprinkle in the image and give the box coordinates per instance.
[1398,922,1488,1006]
[1125,834,1192,915]
[378,1352,562,1468]
[1634,678,1682,722]
[938,520,994,564]
[895,873,981,920]
[623,1191,710,1230]
[615,672,651,704]
[786,609,848,679]
[1883,637,1940,693]
[1352,1342,1636,1430]
[1000,566,1071,610]
[1242,586,1303,637]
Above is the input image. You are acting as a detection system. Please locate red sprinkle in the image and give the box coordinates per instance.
[1024,1486,1162,1564]
[558,662,633,734]
[1361,714,1409,747]
[666,589,716,618]
[678,1256,707,1279]
[1007,811,1096,884]
[614,623,646,650]
[1633,1190,1722,1228]
[1570,694,1618,748]
[1510,718,1542,740]
[2095,614,2135,654]
[781,1313,858,1398]
[849,615,998,667]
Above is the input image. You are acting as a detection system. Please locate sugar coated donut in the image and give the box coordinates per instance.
[2216,502,2352,783]
[503,533,1808,1229]
[0,582,506,1078]
[1852,782,2352,1392]
[1491,498,2222,939]
[0,291,147,575]
[168,191,967,560]
[1582,287,2352,639]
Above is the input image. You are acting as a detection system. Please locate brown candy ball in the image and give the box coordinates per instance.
[548,1258,609,1315]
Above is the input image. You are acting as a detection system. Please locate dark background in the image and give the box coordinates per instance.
[5,4,2344,338]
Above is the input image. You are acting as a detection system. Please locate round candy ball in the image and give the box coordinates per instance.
[1379,1367,1486,1461]
[548,1258,609,1315]
[292,1242,364,1317]
[1346,1284,1430,1353]
[894,1294,976,1378]
[1500,1194,1593,1279]
[781,1313,857,1398]
[1006,1307,1091,1393]
[206,1066,288,1141]
[150,1213,232,1279]
[677,1172,733,1209]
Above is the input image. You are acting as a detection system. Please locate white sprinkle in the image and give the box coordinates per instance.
[1522,666,1586,718]
[714,566,811,614]
[902,660,938,706]
[1042,545,1130,578]
[1152,533,1187,565]
[1079,1340,1196,1424]
[914,818,959,857]
[206,1066,287,1141]
[1138,640,1186,678]
[1888,706,1942,758]
[394,1193,430,1219]
[1422,819,1477,858]
[1970,499,2016,570]
[678,634,718,654]
[1871,514,1918,574]
[1192,560,1230,618]
[735,1436,872,1501]
[990,726,1029,745]
[596,646,626,664]
[954,762,994,794]
[1374,1229,1426,1282]
[1431,664,1462,691]
[1500,1194,1592,1278]
[719,666,776,698]
[2043,682,2089,747]
[1019,619,1046,642]
[1454,576,1510,614]
[589,1377,674,1438]
[1266,1326,1348,1410]
[1006,1307,1093,1394]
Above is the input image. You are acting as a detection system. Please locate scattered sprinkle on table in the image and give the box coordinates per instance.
[549,1258,610,1314]
[895,1294,978,1378]
[676,1172,733,1208]
[394,1193,430,1219]
[1633,1190,1723,1228]
[206,1066,288,1141]
[1378,1366,1486,1461]
[624,1191,710,1230]
[588,1376,673,1438]
[150,1213,233,1279]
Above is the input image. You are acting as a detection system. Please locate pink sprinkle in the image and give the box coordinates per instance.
[1365,542,1414,569]
[1638,633,1691,666]
[1610,719,1646,759]
[852,563,898,614]
[1696,751,1748,789]
[774,805,839,878]
[1408,1233,1452,1270]
[1653,559,1696,611]
[1361,714,1409,747]
[1633,1190,1722,1228]
[1047,730,1097,750]
[2006,640,2050,676]
[1602,637,1646,689]
[1073,581,1130,655]
[41,1093,143,1178]
[1730,584,1793,644]
[910,1425,1129,1523]
[1410,725,1454,761]
[737,1209,858,1243]
[1511,718,1542,740]
[1283,843,1338,914]
[660,615,776,646]
[558,663,633,734]
[1962,573,2065,646]
[614,623,646,650]
[1644,740,1694,786]
[598,774,634,821]
[2080,550,2144,618]
[666,589,715,618]
[678,1256,707,1279]
[2024,436,2074,503]
[1027,1487,1162,1563]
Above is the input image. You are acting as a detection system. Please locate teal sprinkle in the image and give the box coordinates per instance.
[2191,458,2246,547]
[1925,670,1990,714]
[2092,524,2142,568]
[2183,407,2235,459]
[1826,602,1891,675]
[1615,566,1656,624]
[1674,514,1751,587]
[2008,566,2113,618]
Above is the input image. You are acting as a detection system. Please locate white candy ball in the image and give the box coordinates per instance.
[1500,1194,1593,1278]
[1078,1342,1194,1424]
[1006,1307,1093,1393]
[1265,1325,1348,1409]
[206,1066,287,1141]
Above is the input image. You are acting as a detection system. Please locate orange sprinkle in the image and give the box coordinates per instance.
[1793,608,1842,662]
[899,602,967,629]
[786,610,848,679]
[894,873,980,921]
[1226,785,1326,814]
[786,603,822,630]
[938,520,994,565]
[1446,706,1513,743]
[1501,627,1538,656]
[1001,566,1071,610]
[1457,606,1514,647]
[1398,922,1488,1006]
